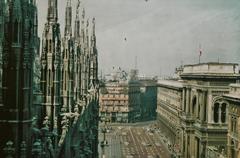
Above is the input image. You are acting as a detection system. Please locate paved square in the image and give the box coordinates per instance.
[99,122,171,158]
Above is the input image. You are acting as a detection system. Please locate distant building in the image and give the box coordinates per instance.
[99,80,141,123]
[223,84,240,158]
[157,80,183,156]
[99,69,158,123]
[139,78,157,121]
[157,62,240,158]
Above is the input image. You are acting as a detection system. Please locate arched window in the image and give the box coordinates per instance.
[221,103,226,123]
[213,100,228,123]
[213,103,219,123]
[231,140,235,158]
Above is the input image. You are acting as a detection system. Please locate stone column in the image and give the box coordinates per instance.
[186,88,190,114]
[227,114,231,158]
[218,104,222,123]
[190,134,195,158]
[184,134,188,158]
[226,107,228,124]
[236,116,240,157]
[189,90,193,115]
[182,88,186,113]
[196,91,199,118]
[200,91,205,122]
[207,90,212,123]
[201,141,206,158]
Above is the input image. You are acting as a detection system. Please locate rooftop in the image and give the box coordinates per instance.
[157,80,183,89]
[180,62,240,79]
[223,84,240,101]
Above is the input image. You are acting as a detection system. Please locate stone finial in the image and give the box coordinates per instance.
[67,0,71,6]
[53,117,58,130]
[73,105,80,124]
[32,116,38,128]
[61,107,67,113]
[32,139,42,157]
[46,137,54,156]
[61,115,69,129]
[43,116,50,129]
[86,19,89,27]
[92,17,95,25]
[58,116,69,146]
[74,105,79,113]
[76,0,81,19]
[20,141,27,158]
[3,141,15,158]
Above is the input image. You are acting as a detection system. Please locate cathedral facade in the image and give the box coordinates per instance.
[0,0,39,156]
[0,0,99,157]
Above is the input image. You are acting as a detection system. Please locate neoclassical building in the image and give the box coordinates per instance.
[223,84,240,158]
[157,80,183,156]
[157,62,240,158]
[0,0,99,157]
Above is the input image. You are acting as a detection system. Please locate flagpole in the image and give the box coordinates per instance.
[199,54,200,64]
[199,44,202,64]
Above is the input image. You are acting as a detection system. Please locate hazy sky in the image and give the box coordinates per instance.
[37,0,240,77]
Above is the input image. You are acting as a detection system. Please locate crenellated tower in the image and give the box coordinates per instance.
[0,0,39,156]
[40,0,61,130]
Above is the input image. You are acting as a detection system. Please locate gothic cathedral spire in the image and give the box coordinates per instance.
[64,0,72,36]
[61,0,74,112]
[41,0,61,130]
[47,0,58,22]
[74,0,81,40]
[0,0,40,156]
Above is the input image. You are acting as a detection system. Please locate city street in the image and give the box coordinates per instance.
[99,121,171,158]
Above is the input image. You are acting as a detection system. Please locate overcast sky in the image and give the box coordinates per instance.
[37,0,240,77]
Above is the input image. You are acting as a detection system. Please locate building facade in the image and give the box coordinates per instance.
[0,0,99,157]
[139,78,157,121]
[99,80,141,123]
[157,80,183,156]
[223,84,240,158]
[100,69,158,123]
[157,63,240,158]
